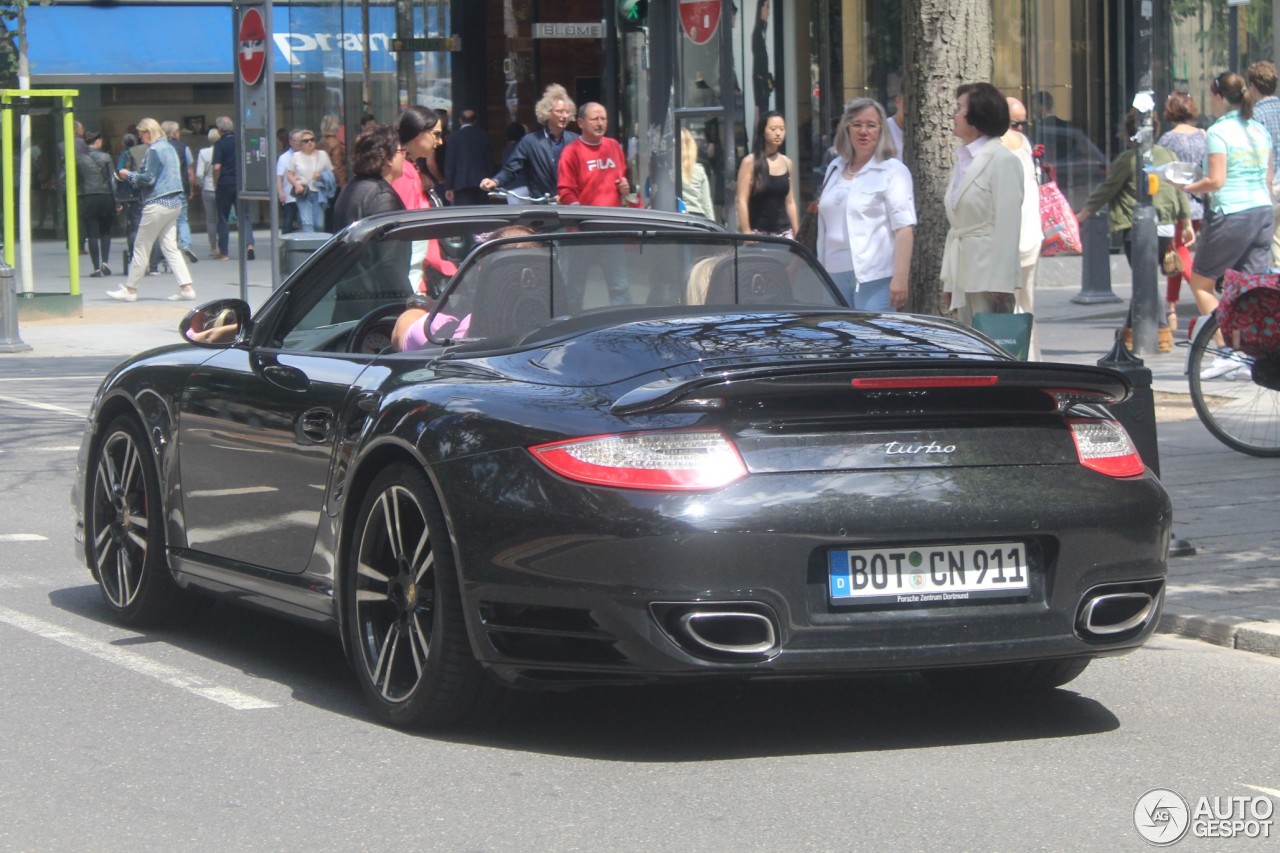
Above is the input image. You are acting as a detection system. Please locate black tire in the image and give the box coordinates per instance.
[345,463,493,728]
[923,657,1091,694]
[1188,312,1280,456]
[86,415,181,625]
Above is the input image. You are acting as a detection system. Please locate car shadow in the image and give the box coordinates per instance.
[51,585,1119,760]
[452,677,1119,761]
[48,584,369,721]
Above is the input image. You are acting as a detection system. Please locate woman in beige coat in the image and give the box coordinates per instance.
[941,82,1024,326]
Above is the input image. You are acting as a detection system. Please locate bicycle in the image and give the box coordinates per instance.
[487,188,557,205]
[1186,310,1280,456]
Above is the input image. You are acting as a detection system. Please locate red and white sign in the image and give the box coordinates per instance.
[679,0,721,46]
[238,8,267,86]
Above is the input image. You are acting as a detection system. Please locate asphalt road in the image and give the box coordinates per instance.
[1,357,1277,851]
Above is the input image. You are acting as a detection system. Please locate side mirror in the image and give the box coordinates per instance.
[179,299,251,347]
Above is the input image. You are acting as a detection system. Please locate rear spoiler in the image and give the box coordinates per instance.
[610,360,1132,416]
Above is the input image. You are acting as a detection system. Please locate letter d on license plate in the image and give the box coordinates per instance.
[828,542,1029,607]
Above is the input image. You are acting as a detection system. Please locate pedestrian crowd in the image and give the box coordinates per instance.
[71,64,1279,355]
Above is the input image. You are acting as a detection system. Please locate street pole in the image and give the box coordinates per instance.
[1129,0,1160,357]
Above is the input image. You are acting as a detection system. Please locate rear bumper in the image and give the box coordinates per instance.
[438,454,1171,687]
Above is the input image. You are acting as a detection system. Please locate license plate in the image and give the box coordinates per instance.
[828,542,1029,606]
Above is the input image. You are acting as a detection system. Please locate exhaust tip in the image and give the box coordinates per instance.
[652,602,780,661]
[1076,581,1164,640]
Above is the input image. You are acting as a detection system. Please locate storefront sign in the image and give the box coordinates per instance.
[678,0,721,46]
[533,22,604,39]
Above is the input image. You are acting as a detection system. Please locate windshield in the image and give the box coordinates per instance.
[427,233,842,344]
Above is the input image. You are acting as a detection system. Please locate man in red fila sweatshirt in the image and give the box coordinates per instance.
[557,102,634,303]
[557,102,631,207]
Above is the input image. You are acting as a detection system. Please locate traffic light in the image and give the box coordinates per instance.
[619,0,648,30]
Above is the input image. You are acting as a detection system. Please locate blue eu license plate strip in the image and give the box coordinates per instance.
[828,542,1029,606]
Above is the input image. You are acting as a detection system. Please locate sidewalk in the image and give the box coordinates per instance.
[6,240,1280,658]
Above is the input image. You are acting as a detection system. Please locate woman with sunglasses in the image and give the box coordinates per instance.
[393,106,454,295]
[1168,72,1273,371]
[286,129,335,233]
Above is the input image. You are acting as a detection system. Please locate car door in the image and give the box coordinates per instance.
[175,233,414,574]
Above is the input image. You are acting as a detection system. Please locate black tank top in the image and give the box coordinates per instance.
[748,170,791,234]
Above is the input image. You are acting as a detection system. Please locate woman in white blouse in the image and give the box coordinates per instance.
[815,98,916,310]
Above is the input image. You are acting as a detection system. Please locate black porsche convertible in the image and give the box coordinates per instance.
[73,206,1171,728]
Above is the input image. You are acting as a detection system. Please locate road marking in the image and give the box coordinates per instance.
[1243,784,1280,799]
[0,534,47,542]
[0,394,84,418]
[0,376,104,382]
[0,446,80,453]
[185,486,278,498]
[0,605,278,711]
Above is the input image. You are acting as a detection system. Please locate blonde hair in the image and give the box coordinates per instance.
[321,114,342,137]
[680,128,698,183]
[207,128,221,142]
[535,84,575,126]
[136,117,164,143]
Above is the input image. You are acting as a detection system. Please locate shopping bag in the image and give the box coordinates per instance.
[1219,269,1280,357]
[1039,180,1082,256]
[972,311,1034,361]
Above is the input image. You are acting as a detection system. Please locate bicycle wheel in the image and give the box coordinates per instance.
[1188,312,1280,456]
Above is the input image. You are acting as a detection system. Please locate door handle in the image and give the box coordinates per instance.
[263,363,309,392]
[297,407,333,444]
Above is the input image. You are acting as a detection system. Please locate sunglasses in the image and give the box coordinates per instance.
[300,137,316,143]
[1010,120,1027,129]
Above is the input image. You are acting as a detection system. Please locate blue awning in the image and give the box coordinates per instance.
[21,5,431,82]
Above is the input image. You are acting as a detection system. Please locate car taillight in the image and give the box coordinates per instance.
[530,430,748,491]
[1068,419,1145,477]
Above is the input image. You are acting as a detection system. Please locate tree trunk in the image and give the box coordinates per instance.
[901,0,994,315]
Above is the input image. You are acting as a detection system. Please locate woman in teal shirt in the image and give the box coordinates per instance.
[1172,71,1274,322]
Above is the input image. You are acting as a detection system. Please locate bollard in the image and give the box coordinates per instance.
[1099,330,1195,556]
[0,253,32,353]
[1072,211,1123,305]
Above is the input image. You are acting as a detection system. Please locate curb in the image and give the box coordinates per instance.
[1157,609,1280,658]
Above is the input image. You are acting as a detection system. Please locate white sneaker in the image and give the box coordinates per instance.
[105,286,137,303]
[1224,362,1253,382]
[1200,350,1246,380]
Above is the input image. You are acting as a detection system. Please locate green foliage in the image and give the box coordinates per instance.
[1170,0,1274,69]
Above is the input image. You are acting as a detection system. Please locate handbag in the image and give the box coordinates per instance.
[796,164,838,253]
[971,311,1034,361]
[1039,180,1081,255]
[1161,246,1184,276]
[1039,180,1082,256]
[1219,269,1280,357]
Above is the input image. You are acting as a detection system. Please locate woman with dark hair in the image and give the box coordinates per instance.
[1168,71,1273,378]
[1158,90,1207,329]
[941,82,1024,326]
[393,105,444,210]
[77,131,117,277]
[394,106,455,293]
[331,125,406,231]
[735,110,798,237]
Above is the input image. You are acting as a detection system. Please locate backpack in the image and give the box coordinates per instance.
[113,144,148,204]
